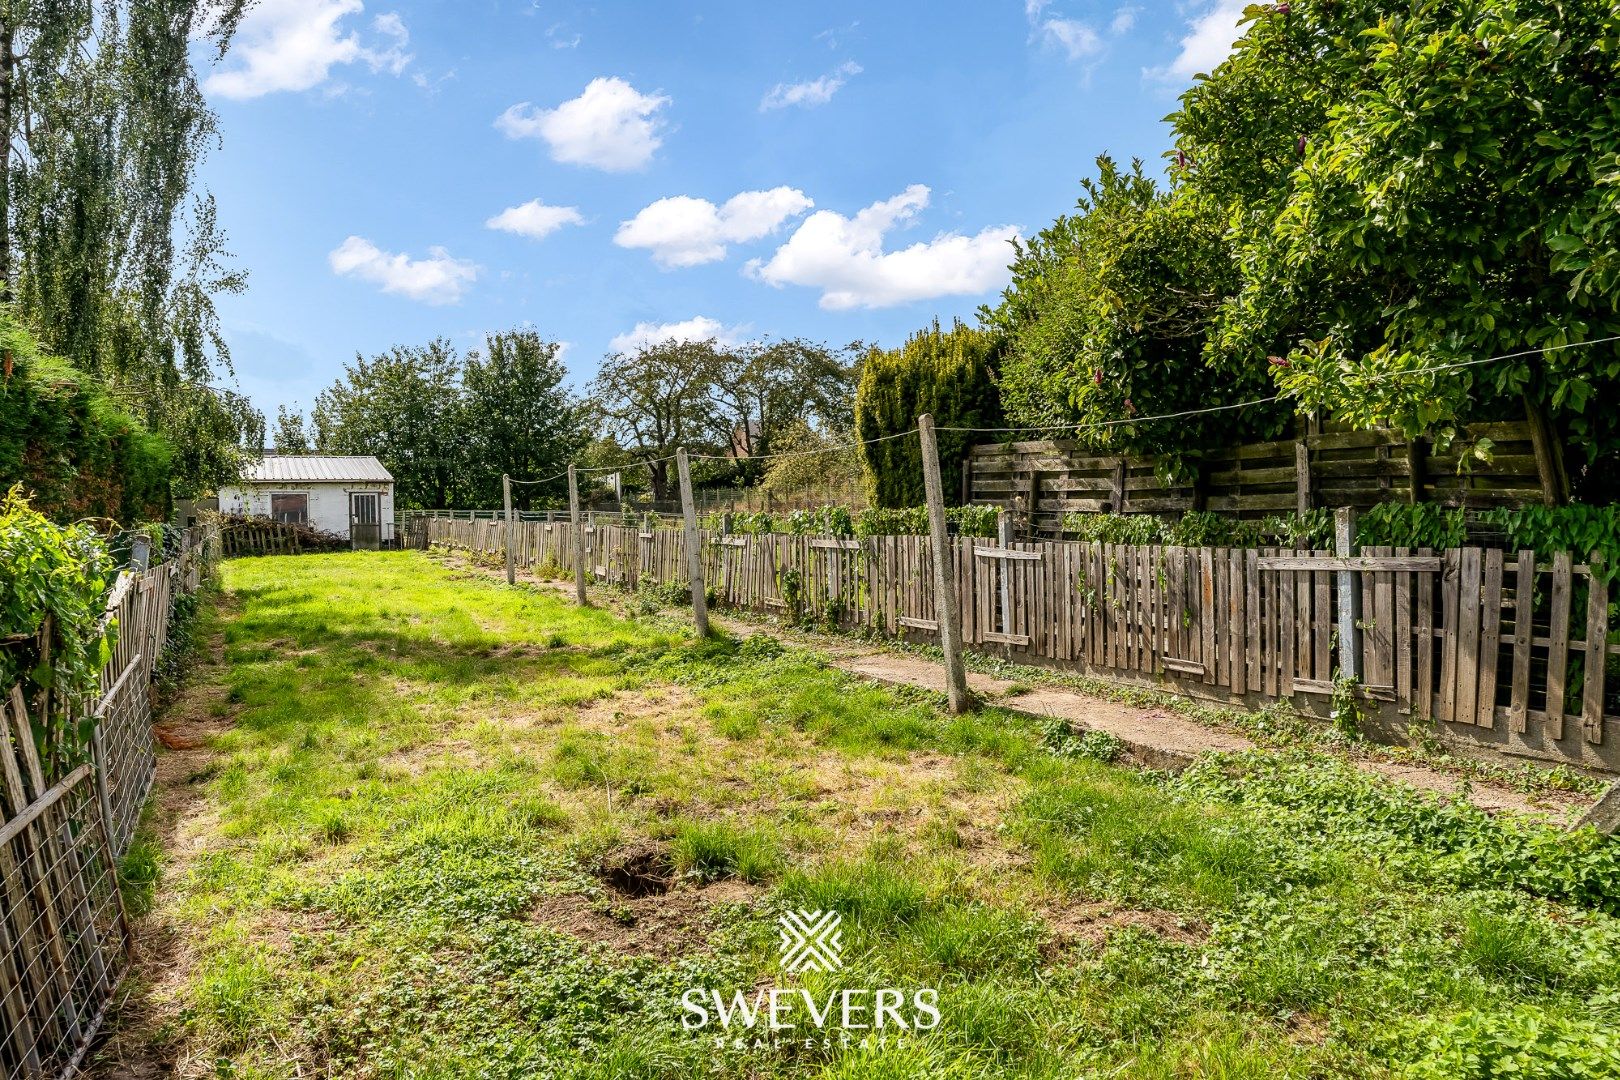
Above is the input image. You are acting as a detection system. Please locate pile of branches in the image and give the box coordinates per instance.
[213,513,350,553]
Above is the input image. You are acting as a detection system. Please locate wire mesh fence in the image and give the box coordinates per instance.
[0,764,130,1080]
[88,658,153,862]
[0,522,215,1075]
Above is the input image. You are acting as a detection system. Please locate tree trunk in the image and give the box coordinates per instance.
[649,460,668,503]
[0,20,14,303]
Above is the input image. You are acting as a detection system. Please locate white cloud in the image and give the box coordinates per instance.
[608,316,744,354]
[614,187,814,269]
[496,77,670,172]
[485,199,586,241]
[205,0,412,100]
[328,236,477,304]
[760,61,862,111]
[1037,17,1102,60]
[1148,0,1250,82]
[747,185,1018,311]
[1023,0,1136,63]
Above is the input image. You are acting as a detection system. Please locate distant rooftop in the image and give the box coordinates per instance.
[239,455,393,483]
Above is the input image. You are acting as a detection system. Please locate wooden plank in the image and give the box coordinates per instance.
[1508,550,1535,733]
[1582,565,1609,743]
[1477,550,1504,728]
[973,546,1043,561]
[1200,548,1216,686]
[1229,549,1247,694]
[1263,550,1280,697]
[1246,549,1261,692]
[1455,547,1482,725]
[1257,555,1442,572]
[1279,556,1296,695]
[1547,552,1573,740]
[1371,547,1394,691]
[1415,548,1435,720]
[983,631,1033,646]
[1395,549,1413,709]
[1438,549,1461,722]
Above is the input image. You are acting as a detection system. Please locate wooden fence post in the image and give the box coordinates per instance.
[502,474,515,586]
[1335,507,1361,683]
[567,466,587,606]
[676,448,710,637]
[920,415,971,713]
[1294,439,1312,518]
[1524,394,1570,506]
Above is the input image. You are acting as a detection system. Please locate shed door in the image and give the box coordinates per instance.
[350,492,379,526]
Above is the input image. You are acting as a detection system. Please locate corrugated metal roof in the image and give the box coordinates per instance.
[240,455,394,483]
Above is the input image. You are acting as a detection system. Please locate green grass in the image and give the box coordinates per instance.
[114,550,1620,1079]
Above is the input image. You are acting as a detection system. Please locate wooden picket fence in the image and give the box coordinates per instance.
[0,527,214,1079]
[427,517,1620,773]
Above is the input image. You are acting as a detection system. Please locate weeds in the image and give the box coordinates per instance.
[120,551,1620,1079]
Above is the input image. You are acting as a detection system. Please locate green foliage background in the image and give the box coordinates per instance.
[0,316,171,522]
[854,320,1004,508]
[986,0,1620,496]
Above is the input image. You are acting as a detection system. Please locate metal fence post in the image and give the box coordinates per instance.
[1335,506,1361,683]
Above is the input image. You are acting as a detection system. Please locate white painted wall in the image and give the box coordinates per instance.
[217,481,394,540]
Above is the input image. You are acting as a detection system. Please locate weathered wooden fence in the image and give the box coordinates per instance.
[427,517,1619,773]
[969,420,1558,535]
[1,527,214,1078]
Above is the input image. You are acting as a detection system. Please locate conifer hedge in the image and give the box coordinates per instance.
[854,320,1004,508]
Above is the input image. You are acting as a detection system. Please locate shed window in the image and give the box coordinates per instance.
[271,493,308,524]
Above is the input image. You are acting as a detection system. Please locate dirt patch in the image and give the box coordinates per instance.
[93,602,238,1077]
[598,841,675,897]
[1036,897,1207,953]
[532,878,760,959]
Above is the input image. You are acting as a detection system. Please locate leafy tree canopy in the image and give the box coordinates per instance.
[311,331,589,511]
[990,0,1620,494]
[2,2,259,497]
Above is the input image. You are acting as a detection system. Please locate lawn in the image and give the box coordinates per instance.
[109,550,1620,1079]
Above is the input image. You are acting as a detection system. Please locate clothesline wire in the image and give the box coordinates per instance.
[505,334,1620,484]
[938,335,1620,436]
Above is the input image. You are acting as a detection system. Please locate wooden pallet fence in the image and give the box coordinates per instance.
[970,420,1552,535]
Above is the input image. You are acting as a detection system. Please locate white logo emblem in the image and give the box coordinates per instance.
[778,909,842,973]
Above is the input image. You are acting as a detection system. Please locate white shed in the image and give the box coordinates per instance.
[219,455,395,544]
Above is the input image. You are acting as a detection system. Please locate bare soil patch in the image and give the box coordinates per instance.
[1035,897,1207,954]
[532,878,761,960]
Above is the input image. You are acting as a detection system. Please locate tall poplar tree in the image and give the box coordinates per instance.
[0,0,257,496]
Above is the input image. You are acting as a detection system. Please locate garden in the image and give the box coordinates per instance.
[99,550,1620,1078]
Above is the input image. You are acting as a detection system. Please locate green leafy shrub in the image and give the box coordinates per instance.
[1060,509,1334,548]
[1483,504,1620,583]
[854,319,1004,508]
[0,317,171,523]
[1357,503,1468,549]
[0,487,116,771]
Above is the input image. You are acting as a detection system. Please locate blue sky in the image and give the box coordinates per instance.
[198,0,1250,421]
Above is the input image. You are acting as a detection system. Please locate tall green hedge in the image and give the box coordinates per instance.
[854,320,1004,508]
[0,317,171,523]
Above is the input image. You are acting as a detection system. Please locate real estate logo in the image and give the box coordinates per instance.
[680,906,939,1052]
[778,909,842,973]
